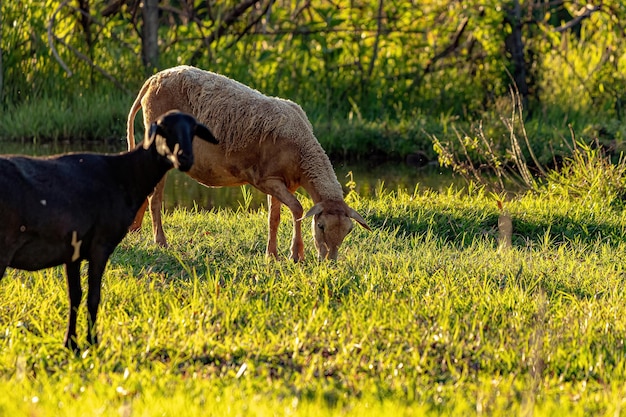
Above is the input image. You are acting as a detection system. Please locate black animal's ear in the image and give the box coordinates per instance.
[195,123,218,144]
[144,122,167,149]
[143,122,158,149]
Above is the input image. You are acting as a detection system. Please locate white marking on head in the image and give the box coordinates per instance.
[71,231,82,262]
[167,143,181,168]
[40,200,47,206]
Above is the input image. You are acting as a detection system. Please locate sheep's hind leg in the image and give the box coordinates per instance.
[64,261,82,352]
[149,177,169,247]
[129,199,149,232]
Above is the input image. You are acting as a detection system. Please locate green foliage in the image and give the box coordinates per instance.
[2,1,626,161]
[433,88,626,195]
[535,7,626,118]
[543,142,626,207]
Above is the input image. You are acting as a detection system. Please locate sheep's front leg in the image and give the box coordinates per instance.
[149,177,169,247]
[290,214,304,261]
[0,247,18,280]
[64,261,82,351]
[258,179,304,261]
[86,253,110,347]
[266,194,281,259]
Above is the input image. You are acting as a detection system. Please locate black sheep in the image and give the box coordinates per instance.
[0,110,217,351]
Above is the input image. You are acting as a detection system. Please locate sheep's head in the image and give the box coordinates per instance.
[304,200,371,260]
[146,110,218,171]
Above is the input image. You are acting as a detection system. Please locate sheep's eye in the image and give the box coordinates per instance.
[318,223,325,231]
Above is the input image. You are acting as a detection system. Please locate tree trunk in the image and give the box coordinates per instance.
[505,0,529,108]
[0,4,3,104]
[77,0,93,47]
[76,0,94,84]
[142,0,159,73]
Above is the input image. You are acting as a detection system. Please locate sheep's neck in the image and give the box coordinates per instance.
[301,175,344,205]
[296,139,346,204]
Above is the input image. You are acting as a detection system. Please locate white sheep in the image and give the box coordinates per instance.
[127,65,370,261]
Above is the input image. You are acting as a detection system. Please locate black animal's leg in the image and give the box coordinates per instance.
[86,250,111,346]
[64,261,82,351]
[0,249,17,280]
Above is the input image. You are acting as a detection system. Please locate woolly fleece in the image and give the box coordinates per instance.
[145,66,343,201]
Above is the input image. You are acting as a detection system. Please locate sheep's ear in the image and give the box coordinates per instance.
[349,208,372,231]
[300,203,324,221]
[195,123,218,144]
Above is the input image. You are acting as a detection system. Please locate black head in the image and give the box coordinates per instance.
[144,110,218,171]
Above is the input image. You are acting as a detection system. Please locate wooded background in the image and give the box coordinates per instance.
[1,1,625,130]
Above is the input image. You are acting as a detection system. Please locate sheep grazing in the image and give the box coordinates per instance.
[0,110,217,351]
[127,65,370,261]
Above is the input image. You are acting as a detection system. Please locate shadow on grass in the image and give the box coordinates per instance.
[368,207,626,249]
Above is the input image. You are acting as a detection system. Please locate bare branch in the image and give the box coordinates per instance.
[554,4,601,33]
[47,0,131,93]
[225,1,273,50]
[53,34,132,94]
[47,0,73,76]
[366,0,384,80]
[423,16,469,76]
[190,0,262,64]
[206,0,263,44]
[102,0,129,17]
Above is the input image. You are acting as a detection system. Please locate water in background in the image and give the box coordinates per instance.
[164,160,458,211]
[0,139,460,211]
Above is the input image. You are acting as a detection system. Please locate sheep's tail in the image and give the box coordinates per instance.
[126,78,153,150]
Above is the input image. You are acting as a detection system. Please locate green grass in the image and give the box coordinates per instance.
[0,90,132,144]
[2,171,626,415]
[4,87,625,164]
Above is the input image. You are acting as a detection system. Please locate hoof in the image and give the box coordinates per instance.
[64,338,80,354]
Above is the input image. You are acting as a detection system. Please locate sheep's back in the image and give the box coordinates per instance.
[0,155,120,228]
[152,66,342,200]
[157,66,314,155]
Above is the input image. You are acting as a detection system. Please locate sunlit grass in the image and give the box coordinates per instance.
[2,172,626,415]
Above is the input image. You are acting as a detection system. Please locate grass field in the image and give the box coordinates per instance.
[2,157,626,416]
